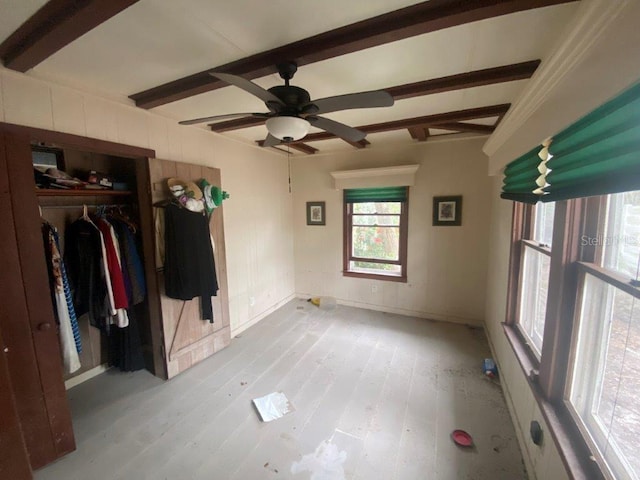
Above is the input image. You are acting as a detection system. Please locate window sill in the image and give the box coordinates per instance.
[503,323,540,380]
[502,323,605,480]
[343,270,407,283]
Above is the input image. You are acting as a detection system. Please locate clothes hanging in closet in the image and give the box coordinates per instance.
[64,208,147,371]
[107,215,145,372]
[65,217,111,330]
[164,202,219,322]
[42,221,81,374]
[95,217,129,328]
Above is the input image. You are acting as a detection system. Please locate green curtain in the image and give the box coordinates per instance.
[542,81,640,202]
[500,146,543,204]
[501,81,640,204]
[344,186,407,203]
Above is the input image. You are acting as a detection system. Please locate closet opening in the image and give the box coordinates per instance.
[1,122,230,475]
[35,142,163,386]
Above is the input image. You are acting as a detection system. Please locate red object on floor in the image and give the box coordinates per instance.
[451,429,474,447]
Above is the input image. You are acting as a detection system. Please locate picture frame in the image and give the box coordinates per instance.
[306,201,326,226]
[433,195,462,226]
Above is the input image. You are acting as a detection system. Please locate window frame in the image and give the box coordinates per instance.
[342,194,408,282]
[504,197,609,480]
[516,238,552,358]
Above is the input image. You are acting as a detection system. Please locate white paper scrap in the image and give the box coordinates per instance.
[252,391,295,422]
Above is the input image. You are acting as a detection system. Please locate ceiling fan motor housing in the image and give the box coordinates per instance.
[268,85,311,111]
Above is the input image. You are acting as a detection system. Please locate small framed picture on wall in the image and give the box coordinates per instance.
[433,195,462,226]
[306,201,326,226]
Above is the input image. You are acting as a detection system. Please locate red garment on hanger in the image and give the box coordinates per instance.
[96,218,128,309]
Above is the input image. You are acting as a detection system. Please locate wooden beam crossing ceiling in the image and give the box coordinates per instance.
[288,143,318,155]
[256,140,318,154]
[131,0,573,108]
[0,0,139,72]
[209,61,539,134]
[386,60,540,99]
[434,122,495,134]
[347,139,371,149]
[286,104,510,145]
[408,127,430,141]
[255,104,508,151]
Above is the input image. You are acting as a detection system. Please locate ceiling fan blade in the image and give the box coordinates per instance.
[210,72,284,106]
[179,112,268,126]
[263,133,282,148]
[309,90,394,115]
[308,116,366,142]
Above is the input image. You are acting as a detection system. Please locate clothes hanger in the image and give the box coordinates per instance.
[111,206,137,234]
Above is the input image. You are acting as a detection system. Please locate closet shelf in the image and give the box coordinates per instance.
[36,189,133,197]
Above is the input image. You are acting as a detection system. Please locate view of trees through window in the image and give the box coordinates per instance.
[351,202,401,273]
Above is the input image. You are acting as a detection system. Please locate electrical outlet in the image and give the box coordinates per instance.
[249,296,255,307]
[371,284,378,293]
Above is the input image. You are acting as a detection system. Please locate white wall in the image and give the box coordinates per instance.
[485,0,640,173]
[0,66,295,336]
[292,136,492,326]
[484,176,569,480]
[481,4,640,477]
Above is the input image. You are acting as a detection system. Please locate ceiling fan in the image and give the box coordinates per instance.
[179,61,394,147]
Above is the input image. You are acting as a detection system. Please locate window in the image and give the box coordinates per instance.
[506,192,640,480]
[343,187,408,281]
[516,202,555,357]
[502,80,640,480]
[567,191,640,480]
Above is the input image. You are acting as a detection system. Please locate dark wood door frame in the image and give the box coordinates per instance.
[0,122,163,473]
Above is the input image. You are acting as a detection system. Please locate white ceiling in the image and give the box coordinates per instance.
[0,0,580,154]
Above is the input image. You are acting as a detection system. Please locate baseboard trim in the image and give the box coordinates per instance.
[64,364,110,390]
[484,327,538,480]
[231,293,297,337]
[295,294,483,327]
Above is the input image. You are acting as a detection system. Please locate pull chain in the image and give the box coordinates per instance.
[287,144,292,194]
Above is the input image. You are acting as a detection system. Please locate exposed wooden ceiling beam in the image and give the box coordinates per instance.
[286,104,510,144]
[408,127,429,141]
[387,60,540,100]
[343,139,370,149]
[132,0,573,108]
[288,143,318,155]
[255,140,318,154]
[434,122,495,134]
[209,61,538,133]
[0,0,139,72]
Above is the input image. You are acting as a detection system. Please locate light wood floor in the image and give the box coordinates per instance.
[35,300,527,480]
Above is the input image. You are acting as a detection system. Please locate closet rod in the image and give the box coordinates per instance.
[39,204,130,210]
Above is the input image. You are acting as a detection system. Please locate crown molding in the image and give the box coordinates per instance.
[330,164,420,189]
[483,0,630,160]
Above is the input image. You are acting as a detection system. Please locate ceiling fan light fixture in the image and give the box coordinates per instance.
[266,116,310,141]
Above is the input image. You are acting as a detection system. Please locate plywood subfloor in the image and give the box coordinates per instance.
[35,300,527,480]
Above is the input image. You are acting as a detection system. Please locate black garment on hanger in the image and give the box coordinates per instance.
[65,218,109,329]
[164,203,218,322]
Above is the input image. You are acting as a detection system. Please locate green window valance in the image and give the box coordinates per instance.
[501,81,640,203]
[344,186,408,203]
[500,146,545,204]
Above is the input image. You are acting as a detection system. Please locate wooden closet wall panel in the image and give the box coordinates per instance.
[135,160,166,378]
[0,133,37,479]
[0,131,58,467]
[149,158,231,379]
[0,328,32,480]
[202,166,230,331]
[3,131,75,464]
